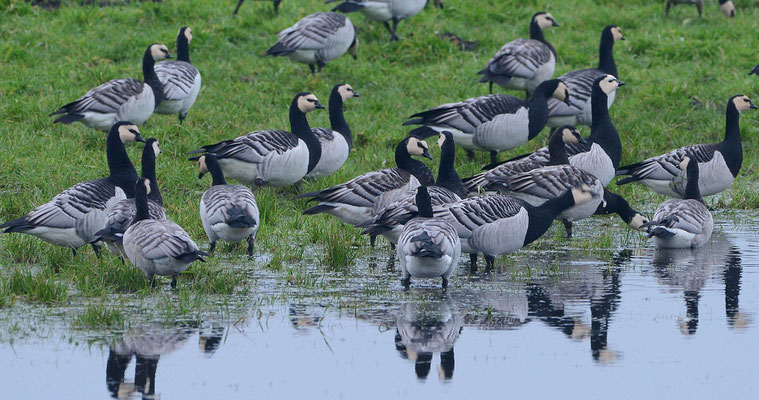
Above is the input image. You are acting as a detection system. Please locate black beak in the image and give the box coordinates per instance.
[620,35,626,41]
[135,134,146,143]
[353,92,361,98]
[165,52,173,59]
[553,21,559,27]
[315,101,325,109]
[198,172,206,179]
[578,136,587,144]
[750,102,758,109]
[422,149,433,160]
[617,80,626,86]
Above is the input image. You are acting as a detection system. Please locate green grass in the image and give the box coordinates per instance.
[0,0,758,321]
[74,303,126,328]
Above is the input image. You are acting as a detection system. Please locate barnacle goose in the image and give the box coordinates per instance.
[328,0,427,42]
[719,0,736,18]
[546,25,624,128]
[190,92,324,188]
[123,178,208,288]
[266,12,358,73]
[594,189,649,231]
[94,138,166,257]
[483,75,625,186]
[360,130,467,245]
[307,83,360,178]
[749,64,759,76]
[404,79,570,165]
[50,44,172,130]
[1,122,144,256]
[666,0,703,17]
[233,0,282,14]
[616,95,756,198]
[197,154,260,257]
[478,12,559,97]
[154,27,201,124]
[299,135,434,227]
[643,157,713,248]
[397,186,461,289]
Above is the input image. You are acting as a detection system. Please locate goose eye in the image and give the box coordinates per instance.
[129,129,138,134]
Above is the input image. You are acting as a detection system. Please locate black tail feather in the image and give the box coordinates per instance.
[53,113,85,124]
[331,1,364,13]
[266,42,295,57]
[302,204,335,215]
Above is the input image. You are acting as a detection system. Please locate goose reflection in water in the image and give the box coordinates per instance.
[394,296,462,381]
[106,325,225,399]
[652,234,748,335]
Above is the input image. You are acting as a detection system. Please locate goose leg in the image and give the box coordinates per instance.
[71,248,78,258]
[466,150,475,160]
[370,235,376,248]
[149,275,157,288]
[316,61,326,73]
[696,1,702,17]
[390,18,401,42]
[489,81,493,94]
[562,219,573,238]
[402,271,411,289]
[469,253,478,273]
[665,1,671,17]
[178,112,187,124]
[489,151,498,165]
[91,243,102,258]
[233,0,245,15]
[247,236,255,257]
[209,241,216,255]
[171,275,178,289]
[390,243,396,250]
[273,0,281,13]
[383,21,393,38]
[442,277,448,290]
[484,254,495,272]
[308,64,316,74]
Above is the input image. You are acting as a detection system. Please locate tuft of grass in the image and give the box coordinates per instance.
[74,304,126,328]
[321,224,361,270]
[6,268,68,304]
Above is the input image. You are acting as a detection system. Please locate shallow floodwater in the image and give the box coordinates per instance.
[1,216,757,398]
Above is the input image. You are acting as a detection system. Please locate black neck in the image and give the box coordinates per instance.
[328,89,352,149]
[547,133,570,165]
[524,191,575,245]
[416,189,434,218]
[134,183,150,222]
[143,50,164,107]
[683,163,703,202]
[290,104,321,173]
[177,32,190,63]
[598,31,618,77]
[527,86,551,141]
[720,103,743,177]
[594,190,635,223]
[435,138,468,198]
[106,131,138,198]
[396,141,434,186]
[141,144,163,206]
[589,87,622,169]
[206,157,228,186]
[529,20,555,56]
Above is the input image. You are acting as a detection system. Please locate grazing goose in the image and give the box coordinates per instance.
[266,12,358,73]
[50,44,172,130]
[404,79,570,165]
[478,12,559,97]
[197,154,260,257]
[616,95,756,198]
[719,0,736,18]
[427,0,444,8]
[484,75,625,186]
[307,83,360,178]
[397,186,461,289]
[594,189,649,231]
[300,135,434,227]
[1,122,144,256]
[154,27,201,124]
[233,0,282,14]
[328,0,427,42]
[123,178,208,288]
[482,129,604,237]
[749,65,759,76]
[644,157,713,248]
[546,25,624,128]
[190,92,324,187]
[360,131,466,245]
[94,138,166,257]
[666,0,703,17]
[463,125,584,193]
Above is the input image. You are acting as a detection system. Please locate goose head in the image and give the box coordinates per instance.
[196,154,213,179]
[730,95,757,113]
[149,43,172,61]
[180,26,193,43]
[719,0,736,18]
[348,37,359,60]
[407,136,433,159]
[144,138,161,157]
[337,84,360,101]
[533,12,559,30]
[550,79,570,105]
[436,131,454,149]
[559,126,586,145]
[114,122,145,143]
[629,212,650,231]
[596,74,625,96]
[295,92,325,113]
[136,177,152,196]
[604,25,625,42]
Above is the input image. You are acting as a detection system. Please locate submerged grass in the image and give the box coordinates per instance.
[74,303,126,328]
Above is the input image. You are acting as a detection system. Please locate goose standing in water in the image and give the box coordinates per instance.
[328,0,427,42]
[154,27,202,124]
[1,122,144,256]
[50,44,172,130]
[307,83,360,178]
[123,178,208,288]
[197,154,260,257]
[404,79,569,164]
[478,12,559,97]
[190,92,324,188]
[616,95,756,198]
[397,186,461,289]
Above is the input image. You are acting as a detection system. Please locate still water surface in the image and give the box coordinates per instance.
[1,218,757,398]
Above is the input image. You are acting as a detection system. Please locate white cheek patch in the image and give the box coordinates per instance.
[144,179,152,194]
[199,157,208,174]
[152,142,161,157]
[185,29,193,42]
[437,135,445,148]
[406,138,421,156]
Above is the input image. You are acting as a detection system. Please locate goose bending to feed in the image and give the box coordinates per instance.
[266,12,358,74]
[546,25,624,128]
[307,83,361,178]
[719,0,736,18]
[643,157,713,248]
[233,0,282,14]
[300,135,434,228]
[1,122,144,256]
[482,75,625,186]
[154,27,201,124]
[398,186,461,289]
[124,178,208,288]
[666,0,703,17]
[197,154,260,257]
[190,92,324,187]
[478,12,559,97]
[94,138,166,256]
[50,44,172,130]
[360,130,467,245]
[328,0,427,42]
[616,95,756,198]
[594,189,649,231]
[404,79,569,165]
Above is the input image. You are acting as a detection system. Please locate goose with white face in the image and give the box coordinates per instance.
[307,84,362,178]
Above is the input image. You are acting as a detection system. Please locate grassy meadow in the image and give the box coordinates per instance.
[1,0,758,326]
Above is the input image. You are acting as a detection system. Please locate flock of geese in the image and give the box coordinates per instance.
[1,3,755,289]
